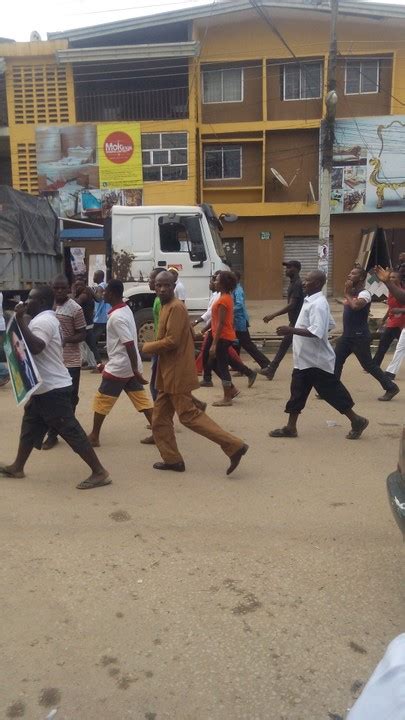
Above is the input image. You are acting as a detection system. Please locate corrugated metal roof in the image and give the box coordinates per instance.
[47,0,405,42]
[57,41,200,64]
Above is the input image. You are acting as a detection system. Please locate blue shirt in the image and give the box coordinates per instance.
[93,282,111,324]
[232,283,249,332]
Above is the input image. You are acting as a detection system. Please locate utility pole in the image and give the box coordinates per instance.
[318,0,339,292]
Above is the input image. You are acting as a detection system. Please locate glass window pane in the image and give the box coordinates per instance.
[205,150,222,179]
[161,132,187,149]
[223,148,241,178]
[203,70,222,103]
[361,61,379,92]
[143,166,161,182]
[152,150,169,165]
[141,133,160,150]
[170,149,187,164]
[284,64,300,100]
[346,62,360,94]
[302,63,321,99]
[222,68,242,101]
[162,166,188,181]
[142,150,151,166]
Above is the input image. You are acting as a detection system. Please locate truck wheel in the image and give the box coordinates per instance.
[134,308,155,360]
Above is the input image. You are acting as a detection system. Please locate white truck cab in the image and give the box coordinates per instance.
[111,203,231,346]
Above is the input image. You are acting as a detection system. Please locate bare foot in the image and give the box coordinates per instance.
[87,434,100,447]
[76,469,111,490]
[0,464,25,478]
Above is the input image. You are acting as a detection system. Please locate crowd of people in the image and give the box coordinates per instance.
[0,260,403,489]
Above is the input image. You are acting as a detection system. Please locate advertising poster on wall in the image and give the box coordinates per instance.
[330,114,405,214]
[97,123,143,189]
[4,316,41,405]
[36,123,143,219]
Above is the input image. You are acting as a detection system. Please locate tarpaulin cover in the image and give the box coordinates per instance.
[0,185,60,255]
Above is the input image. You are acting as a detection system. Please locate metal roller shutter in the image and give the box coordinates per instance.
[283,235,333,296]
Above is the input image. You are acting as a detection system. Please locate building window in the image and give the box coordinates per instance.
[204,146,242,180]
[345,59,380,95]
[202,68,243,104]
[282,62,322,100]
[141,132,188,182]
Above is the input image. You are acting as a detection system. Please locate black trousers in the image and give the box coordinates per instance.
[235,329,269,369]
[85,327,102,364]
[373,326,401,366]
[285,367,354,415]
[46,367,81,442]
[203,332,252,382]
[334,335,396,391]
[270,333,293,371]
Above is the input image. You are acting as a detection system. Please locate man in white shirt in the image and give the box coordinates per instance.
[168,266,187,302]
[0,286,110,490]
[269,270,369,440]
[87,279,154,447]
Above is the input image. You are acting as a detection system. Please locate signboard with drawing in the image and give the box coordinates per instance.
[3,317,41,405]
[330,114,405,214]
[36,122,143,219]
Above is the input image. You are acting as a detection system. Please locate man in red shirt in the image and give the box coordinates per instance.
[373,269,405,366]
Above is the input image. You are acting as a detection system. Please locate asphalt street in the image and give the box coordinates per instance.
[0,353,403,720]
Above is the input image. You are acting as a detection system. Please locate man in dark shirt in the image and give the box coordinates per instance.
[334,266,399,401]
[259,260,304,380]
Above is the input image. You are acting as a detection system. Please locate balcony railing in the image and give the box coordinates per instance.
[76,86,189,122]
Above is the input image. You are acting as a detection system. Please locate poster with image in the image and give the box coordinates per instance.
[330,115,405,213]
[4,317,41,405]
[97,123,143,189]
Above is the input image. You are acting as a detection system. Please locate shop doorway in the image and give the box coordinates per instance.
[283,235,334,296]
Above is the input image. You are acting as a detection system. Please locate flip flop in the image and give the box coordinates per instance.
[346,417,369,440]
[269,427,298,438]
[0,465,25,478]
[76,475,112,490]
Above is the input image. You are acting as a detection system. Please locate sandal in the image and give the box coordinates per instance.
[0,465,25,478]
[346,417,369,440]
[269,427,297,438]
[76,475,112,490]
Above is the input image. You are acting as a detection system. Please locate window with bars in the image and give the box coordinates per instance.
[16,143,38,194]
[282,62,322,101]
[202,68,243,104]
[204,146,242,180]
[345,59,380,95]
[141,132,188,182]
[12,64,70,125]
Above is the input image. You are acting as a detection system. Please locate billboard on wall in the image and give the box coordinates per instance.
[36,123,143,219]
[330,114,405,214]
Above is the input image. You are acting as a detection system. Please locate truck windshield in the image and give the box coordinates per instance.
[207,221,227,261]
[159,215,207,262]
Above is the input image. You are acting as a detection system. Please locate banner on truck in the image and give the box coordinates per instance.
[4,316,41,405]
[36,123,143,219]
[329,114,405,214]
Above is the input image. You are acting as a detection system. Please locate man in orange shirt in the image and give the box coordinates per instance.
[142,271,248,475]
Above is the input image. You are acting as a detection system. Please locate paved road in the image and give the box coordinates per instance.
[0,356,403,720]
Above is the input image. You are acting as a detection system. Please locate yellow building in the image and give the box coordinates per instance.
[2,0,405,297]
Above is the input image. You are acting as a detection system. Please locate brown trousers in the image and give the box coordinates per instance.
[152,391,244,464]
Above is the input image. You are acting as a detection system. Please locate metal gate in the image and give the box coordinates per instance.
[223,238,244,282]
[283,235,334,296]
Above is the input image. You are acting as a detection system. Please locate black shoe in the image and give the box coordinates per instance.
[153,461,185,472]
[247,371,257,388]
[378,384,400,401]
[227,444,249,476]
[199,380,213,387]
[258,365,275,380]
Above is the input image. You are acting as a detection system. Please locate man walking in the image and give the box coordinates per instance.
[0,287,110,490]
[232,271,269,373]
[260,260,304,380]
[334,267,399,401]
[142,271,248,475]
[269,271,369,440]
[42,275,86,450]
[87,279,154,447]
[92,269,110,371]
